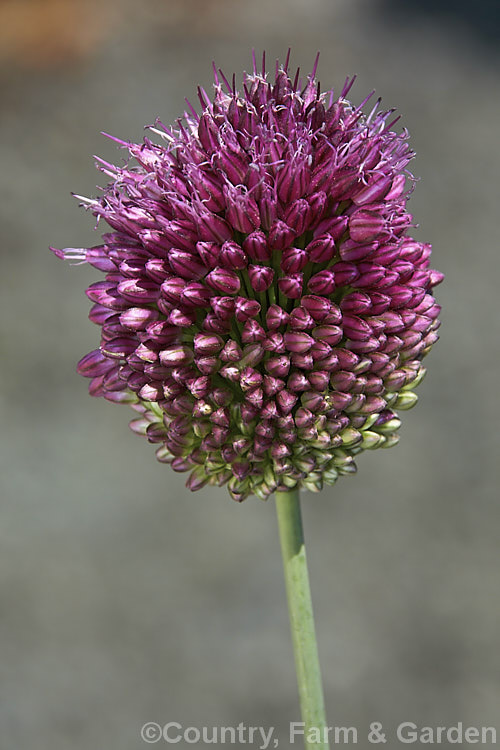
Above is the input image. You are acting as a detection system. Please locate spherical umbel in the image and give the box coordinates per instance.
[52,52,443,501]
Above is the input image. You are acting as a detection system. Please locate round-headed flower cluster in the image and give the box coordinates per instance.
[54,54,443,501]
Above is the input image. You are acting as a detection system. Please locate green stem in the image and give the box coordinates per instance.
[275,489,330,750]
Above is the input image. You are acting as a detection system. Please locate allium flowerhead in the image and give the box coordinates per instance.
[53,52,443,501]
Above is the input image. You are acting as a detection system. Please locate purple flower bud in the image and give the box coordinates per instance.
[276,389,299,415]
[248,265,274,293]
[205,268,241,295]
[283,199,310,235]
[198,212,232,243]
[196,241,220,269]
[307,235,337,264]
[289,307,315,331]
[242,319,266,343]
[278,273,303,299]
[77,349,116,378]
[266,304,289,330]
[301,391,326,413]
[219,241,248,270]
[263,375,285,397]
[312,325,343,346]
[268,220,295,250]
[280,247,309,274]
[181,282,213,308]
[288,372,310,392]
[265,355,290,378]
[353,175,392,205]
[307,270,336,295]
[220,339,243,362]
[168,250,207,280]
[283,331,314,354]
[193,333,224,355]
[262,332,285,353]
[291,352,314,369]
[234,297,261,322]
[242,231,271,262]
[224,187,260,233]
[308,371,330,391]
[159,345,194,367]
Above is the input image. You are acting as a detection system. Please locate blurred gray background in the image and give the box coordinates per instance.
[1,1,499,748]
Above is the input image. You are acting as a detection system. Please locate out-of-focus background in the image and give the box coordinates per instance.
[1,1,499,748]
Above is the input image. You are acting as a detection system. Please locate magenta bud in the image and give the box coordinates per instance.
[160,277,185,303]
[280,247,309,274]
[353,175,392,205]
[255,420,275,439]
[195,355,220,374]
[307,270,336,295]
[330,370,356,391]
[299,295,330,322]
[307,191,327,225]
[284,331,314,354]
[262,377,285,402]
[271,443,291,460]
[240,404,259,422]
[225,190,260,234]
[301,391,325,413]
[205,268,241,295]
[144,258,170,283]
[283,199,310,235]
[194,333,224,355]
[89,304,115,325]
[268,220,295,250]
[240,343,265,368]
[100,336,136,359]
[374,244,401,266]
[187,376,210,399]
[168,308,196,327]
[210,407,230,428]
[342,314,373,342]
[201,314,230,334]
[248,264,274,292]
[429,269,445,287]
[234,297,261,322]
[310,340,334,361]
[219,363,240,382]
[266,304,290,330]
[198,112,220,152]
[289,307,315,331]
[242,319,266,344]
[346,208,385,244]
[355,262,386,288]
[211,296,236,320]
[220,241,248,270]
[220,339,243,362]
[138,382,164,402]
[308,371,329,391]
[312,325,343,346]
[262,332,285,354]
[307,235,336,264]
[198,212,232,243]
[181,282,212,307]
[245,386,264,409]
[278,273,303,299]
[168,249,207,280]
[211,387,233,407]
[368,292,391,315]
[196,241,220,270]
[243,231,271,262]
[276,389,299,415]
[377,311,405,333]
[287,372,310,392]
[77,350,115,378]
[340,291,372,314]
[265,355,291,378]
[120,307,159,331]
[294,407,314,429]
[291,353,314,370]
[339,239,377,263]
[159,345,193,367]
